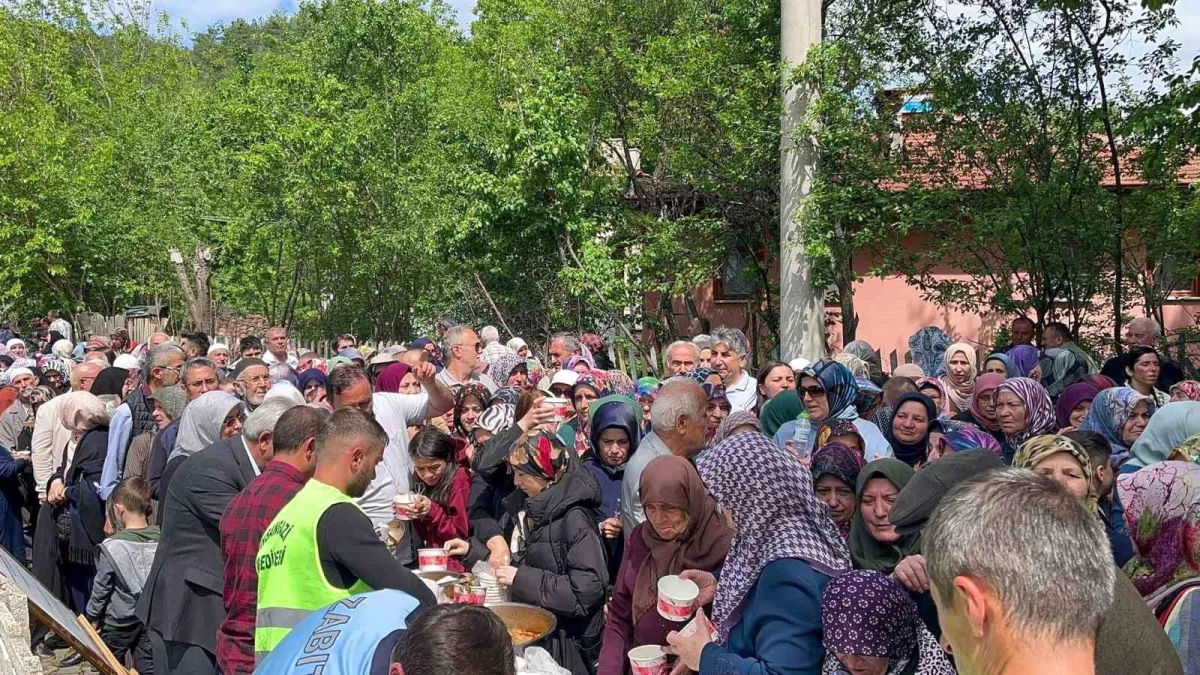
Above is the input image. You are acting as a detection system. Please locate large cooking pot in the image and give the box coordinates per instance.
[486,603,557,647]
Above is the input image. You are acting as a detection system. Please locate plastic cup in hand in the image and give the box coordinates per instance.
[543,397,570,422]
[393,493,417,521]
[657,575,699,622]
[418,548,449,572]
[627,645,668,675]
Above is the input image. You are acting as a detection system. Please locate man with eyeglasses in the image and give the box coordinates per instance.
[232,358,272,412]
[99,343,186,499]
[435,325,497,394]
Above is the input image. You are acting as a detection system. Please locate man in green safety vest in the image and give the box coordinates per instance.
[253,408,435,664]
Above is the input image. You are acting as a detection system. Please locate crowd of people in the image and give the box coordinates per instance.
[0,313,1196,675]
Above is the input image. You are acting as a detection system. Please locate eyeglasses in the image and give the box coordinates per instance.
[798,385,827,398]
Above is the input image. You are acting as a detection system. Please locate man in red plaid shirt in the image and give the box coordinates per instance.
[217,405,329,675]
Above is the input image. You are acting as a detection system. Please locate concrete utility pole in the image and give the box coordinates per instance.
[779,0,826,361]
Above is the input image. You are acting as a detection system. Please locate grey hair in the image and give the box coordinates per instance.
[711,327,749,356]
[650,379,705,436]
[268,361,299,387]
[1129,316,1163,338]
[480,326,500,345]
[147,343,185,369]
[922,468,1114,644]
[663,341,700,372]
[184,357,217,377]
[549,332,580,354]
[242,398,300,444]
[442,325,474,357]
[691,335,713,350]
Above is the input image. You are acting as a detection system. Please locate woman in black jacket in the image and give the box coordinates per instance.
[493,432,608,675]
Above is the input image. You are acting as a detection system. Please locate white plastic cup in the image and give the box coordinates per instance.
[393,493,417,521]
[543,397,570,422]
[418,548,449,572]
[657,575,699,622]
[628,645,668,675]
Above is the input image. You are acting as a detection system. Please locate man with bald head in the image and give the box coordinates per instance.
[31,360,103,502]
[620,378,709,533]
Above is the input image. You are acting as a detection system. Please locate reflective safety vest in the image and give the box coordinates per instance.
[254,479,373,663]
[254,590,421,675]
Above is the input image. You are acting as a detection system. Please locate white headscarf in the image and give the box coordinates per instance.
[168,391,243,463]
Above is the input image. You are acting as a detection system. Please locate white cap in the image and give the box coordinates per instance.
[264,381,305,406]
[788,358,812,372]
[369,352,396,366]
[550,369,579,388]
[113,354,141,370]
[208,343,230,355]
[6,367,33,381]
[5,338,23,349]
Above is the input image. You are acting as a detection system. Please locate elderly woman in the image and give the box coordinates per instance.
[156,391,244,519]
[849,459,919,575]
[1125,346,1171,407]
[952,372,1006,447]
[928,423,1002,462]
[490,352,530,392]
[774,361,893,461]
[598,456,734,674]
[704,385,733,443]
[45,392,111,612]
[1013,435,1098,511]
[811,443,864,539]
[1170,380,1200,402]
[940,342,978,414]
[1079,387,1154,466]
[665,433,850,674]
[820,570,955,675]
[994,377,1057,464]
[712,410,761,445]
[585,395,640,575]
[1056,381,1099,430]
[982,352,1017,378]
[494,433,608,675]
[1118,461,1200,672]
[915,378,949,417]
[814,419,866,457]
[882,393,938,467]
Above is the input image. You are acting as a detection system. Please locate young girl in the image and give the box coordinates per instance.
[407,427,471,572]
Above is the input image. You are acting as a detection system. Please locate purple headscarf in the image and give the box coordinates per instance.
[375,363,412,394]
[820,570,956,674]
[1008,344,1041,377]
[996,377,1057,448]
[1055,381,1100,429]
[697,432,850,641]
[940,424,1003,457]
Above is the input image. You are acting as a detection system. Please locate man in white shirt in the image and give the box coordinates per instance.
[261,326,299,369]
[435,325,497,394]
[479,325,511,365]
[327,364,454,531]
[47,310,73,344]
[710,327,757,412]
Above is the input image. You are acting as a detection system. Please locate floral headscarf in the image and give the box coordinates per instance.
[1013,434,1097,512]
[1170,381,1200,402]
[453,383,493,437]
[571,372,610,456]
[712,410,761,445]
[907,327,950,378]
[820,570,957,675]
[815,419,865,455]
[938,424,1003,458]
[605,370,636,397]
[996,378,1057,449]
[697,432,850,641]
[810,442,865,538]
[940,342,977,413]
[1118,461,1200,599]
[488,352,526,390]
[832,352,871,379]
[1079,387,1154,461]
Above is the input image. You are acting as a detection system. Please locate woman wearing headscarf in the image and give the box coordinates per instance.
[1013,435,1098,512]
[493,433,607,674]
[776,361,893,461]
[1118,461,1200,673]
[832,352,871,380]
[811,443,864,539]
[452,382,493,440]
[585,395,640,576]
[665,433,850,673]
[1040,348,1087,398]
[760,389,802,439]
[1008,344,1042,379]
[123,384,185,487]
[1170,380,1200,402]
[1056,381,1100,430]
[712,410,761,445]
[559,372,607,456]
[982,352,1017,378]
[820,570,956,675]
[156,391,244,520]
[940,342,977,414]
[915,378,950,417]
[598,456,735,674]
[507,337,530,358]
[844,340,885,384]
[952,372,1006,447]
[850,458,920,574]
[994,377,1057,464]
[1083,373,1119,391]
[891,363,925,379]
[930,423,1003,460]
[882,393,938,467]
[489,352,530,391]
[90,366,129,412]
[45,392,110,612]
[0,388,28,561]
[296,368,329,405]
[703,384,732,443]
[1126,401,1200,471]
[907,327,950,378]
[1079,387,1154,466]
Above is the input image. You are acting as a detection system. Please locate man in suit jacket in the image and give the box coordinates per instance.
[137,398,298,675]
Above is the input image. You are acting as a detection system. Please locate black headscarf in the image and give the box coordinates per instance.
[883,392,938,467]
[91,367,129,398]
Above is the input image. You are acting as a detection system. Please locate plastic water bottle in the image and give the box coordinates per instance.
[792,412,812,460]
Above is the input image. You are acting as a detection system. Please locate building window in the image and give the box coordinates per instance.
[715,248,756,302]
[1153,254,1200,298]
